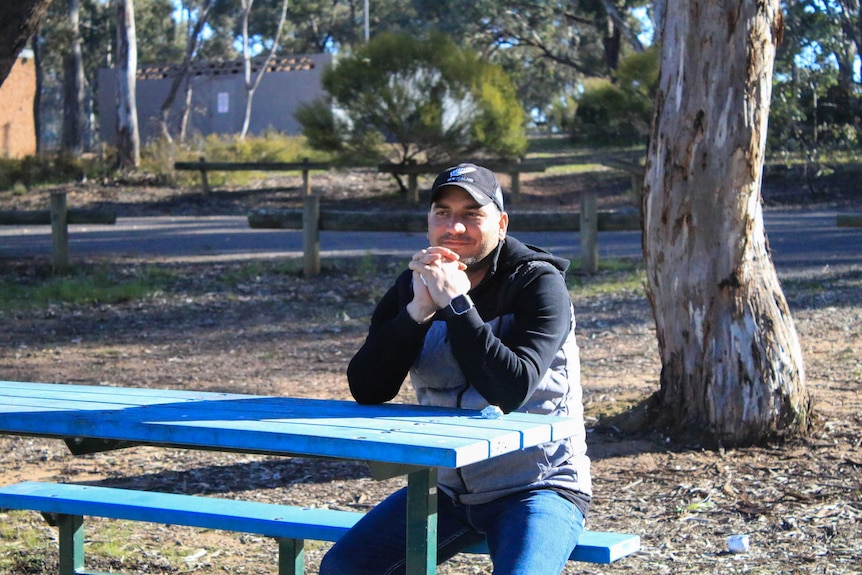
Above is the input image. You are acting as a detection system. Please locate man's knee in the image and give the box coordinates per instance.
[318,548,344,575]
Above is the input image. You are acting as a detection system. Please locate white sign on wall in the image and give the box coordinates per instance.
[217,92,229,114]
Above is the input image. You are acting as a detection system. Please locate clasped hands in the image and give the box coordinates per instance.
[406,246,471,324]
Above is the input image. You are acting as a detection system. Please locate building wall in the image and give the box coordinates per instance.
[98,53,332,145]
[0,53,37,158]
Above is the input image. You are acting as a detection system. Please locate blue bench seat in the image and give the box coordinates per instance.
[0,481,639,574]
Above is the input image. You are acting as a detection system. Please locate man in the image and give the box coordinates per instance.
[320,163,591,575]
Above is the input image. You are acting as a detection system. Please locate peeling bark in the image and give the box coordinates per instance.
[642,0,811,446]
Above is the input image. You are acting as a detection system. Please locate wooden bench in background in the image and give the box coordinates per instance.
[174,157,331,196]
[378,159,547,204]
[0,481,640,575]
[599,158,645,198]
[0,191,116,272]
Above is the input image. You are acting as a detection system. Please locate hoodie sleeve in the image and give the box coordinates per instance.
[346,271,432,404]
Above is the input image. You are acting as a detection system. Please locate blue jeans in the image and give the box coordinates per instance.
[319,487,585,575]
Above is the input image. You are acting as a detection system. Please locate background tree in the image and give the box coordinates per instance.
[0,0,52,87]
[116,0,141,168]
[157,0,216,143]
[33,0,179,153]
[771,0,860,157]
[296,31,527,169]
[274,0,653,131]
[641,0,811,446]
[239,0,289,139]
[825,0,860,96]
[62,0,87,155]
[440,0,650,125]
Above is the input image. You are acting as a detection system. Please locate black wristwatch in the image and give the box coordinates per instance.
[443,294,474,319]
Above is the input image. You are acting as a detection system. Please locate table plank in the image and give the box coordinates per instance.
[0,394,524,455]
[0,411,496,468]
[0,381,576,445]
[0,381,246,405]
[0,381,577,468]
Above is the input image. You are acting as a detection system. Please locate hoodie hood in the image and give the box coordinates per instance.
[485,236,570,282]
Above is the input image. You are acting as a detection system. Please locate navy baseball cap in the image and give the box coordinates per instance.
[430,163,504,212]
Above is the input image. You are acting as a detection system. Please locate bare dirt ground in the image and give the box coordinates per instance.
[0,166,860,574]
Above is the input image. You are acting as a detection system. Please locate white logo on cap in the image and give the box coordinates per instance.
[450,167,477,177]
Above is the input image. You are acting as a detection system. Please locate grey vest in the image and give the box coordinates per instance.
[409,304,592,505]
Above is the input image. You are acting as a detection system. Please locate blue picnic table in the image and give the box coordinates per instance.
[0,380,585,575]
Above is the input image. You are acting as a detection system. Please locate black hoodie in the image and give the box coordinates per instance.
[347,236,591,507]
[348,236,573,413]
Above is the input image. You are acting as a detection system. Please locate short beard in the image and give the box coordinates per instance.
[462,244,499,271]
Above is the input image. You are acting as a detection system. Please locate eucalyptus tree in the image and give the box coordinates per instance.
[238,0,289,139]
[33,0,181,153]
[35,0,109,152]
[771,0,860,152]
[642,0,811,446]
[157,0,216,143]
[404,1,650,129]
[216,0,417,54]
[116,0,140,168]
[825,0,860,94]
[62,0,87,155]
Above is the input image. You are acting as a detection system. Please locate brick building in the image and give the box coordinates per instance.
[0,50,37,158]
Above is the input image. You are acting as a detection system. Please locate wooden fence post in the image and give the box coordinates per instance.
[408,173,419,203]
[50,191,69,273]
[197,156,210,196]
[580,192,598,274]
[303,194,321,276]
[508,170,521,205]
[302,158,312,196]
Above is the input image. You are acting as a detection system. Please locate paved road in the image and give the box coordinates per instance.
[2,209,860,270]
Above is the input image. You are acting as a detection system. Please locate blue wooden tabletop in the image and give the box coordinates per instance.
[0,381,580,469]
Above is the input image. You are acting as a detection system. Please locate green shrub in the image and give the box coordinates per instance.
[0,152,105,191]
[572,47,659,146]
[139,131,333,186]
[298,31,527,164]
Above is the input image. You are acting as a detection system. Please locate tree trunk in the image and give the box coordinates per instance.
[158,0,215,143]
[33,33,44,154]
[116,0,140,169]
[0,0,51,87]
[642,0,811,446]
[179,82,194,143]
[602,18,621,72]
[239,0,289,139]
[62,0,87,155]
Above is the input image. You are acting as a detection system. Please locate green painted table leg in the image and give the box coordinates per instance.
[406,467,438,575]
[57,514,84,575]
[277,538,304,575]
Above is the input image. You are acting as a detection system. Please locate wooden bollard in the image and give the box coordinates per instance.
[198,156,210,196]
[580,192,598,274]
[302,158,312,196]
[303,194,321,276]
[50,192,69,273]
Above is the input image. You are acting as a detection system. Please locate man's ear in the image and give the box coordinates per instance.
[498,211,509,240]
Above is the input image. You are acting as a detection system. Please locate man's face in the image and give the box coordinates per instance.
[427,186,508,267]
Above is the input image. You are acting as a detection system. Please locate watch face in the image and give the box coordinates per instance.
[450,294,473,314]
